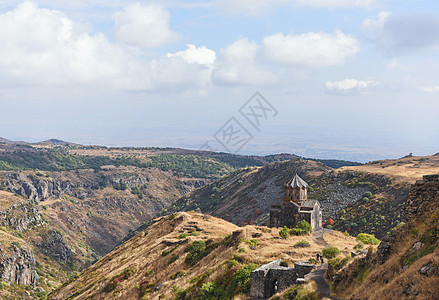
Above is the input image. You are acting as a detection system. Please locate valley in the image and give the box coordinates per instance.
[0,137,437,299]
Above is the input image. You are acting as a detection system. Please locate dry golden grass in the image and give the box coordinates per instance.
[338,155,439,183]
[50,212,357,300]
[0,190,26,210]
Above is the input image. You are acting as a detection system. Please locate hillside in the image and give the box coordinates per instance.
[169,155,439,239]
[49,211,358,300]
[169,158,415,239]
[0,140,361,298]
[328,174,439,299]
[339,154,439,183]
[0,191,78,299]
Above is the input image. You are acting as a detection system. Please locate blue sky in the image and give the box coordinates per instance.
[0,0,438,162]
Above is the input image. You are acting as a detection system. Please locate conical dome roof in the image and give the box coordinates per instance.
[285,174,308,188]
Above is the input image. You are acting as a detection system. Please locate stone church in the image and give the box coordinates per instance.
[269,174,322,232]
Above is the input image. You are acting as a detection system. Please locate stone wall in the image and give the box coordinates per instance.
[294,261,315,277]
[250,259,315,299]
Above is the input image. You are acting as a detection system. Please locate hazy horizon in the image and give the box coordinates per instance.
[1,1,438,163]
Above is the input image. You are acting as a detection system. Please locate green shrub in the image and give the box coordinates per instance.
[227,259,240,269]
[198,282,226,299]
[356,233,380,245]
[294,240,310,248]
[42,205,48,210]
[296,220,311,233]
[185,241,207,266]
[322,246,340,259]
[178,233,188,239]
[245,239,258,248]
[290,220,312,236]
[0,226,7,232]
[226,263,258,297]
[279,226,290,239]
[191,229,200,236]
[290,228,307,236]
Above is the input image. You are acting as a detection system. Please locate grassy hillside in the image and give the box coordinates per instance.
[0,191,82,299]
[169,156,438,239]
[49,211,358,300]
[338,154,439,183]
[169,159,330,226]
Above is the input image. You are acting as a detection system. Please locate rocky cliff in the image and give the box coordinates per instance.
[169,159,409,238]
[328,174,439,299]
[0,232,39,287]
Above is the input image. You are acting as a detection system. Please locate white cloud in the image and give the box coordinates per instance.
[212,38,276,85]
[150,44,217,92]
[294,0,375,8]
[263,31,360,67]
[114,3,178,48]
[363,11,439,54]
[217,0,375,13]
[419,86,439,93]
[325,79,377,95]
[166,44,216,66]
[0,2,214,94]
[0,1,145,89]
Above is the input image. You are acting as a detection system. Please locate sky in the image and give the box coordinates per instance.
[0,0,438,162]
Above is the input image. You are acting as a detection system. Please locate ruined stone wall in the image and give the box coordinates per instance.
[250,259,314,299]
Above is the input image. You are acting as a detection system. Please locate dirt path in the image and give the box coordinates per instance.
[307,229,336,299]
[305,264,333,299]
[312,229,331,248]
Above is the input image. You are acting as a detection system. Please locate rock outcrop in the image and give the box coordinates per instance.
[0,242,39,286]
[329,174,439,300]
[0,202,44,232]
[38,230,72,263]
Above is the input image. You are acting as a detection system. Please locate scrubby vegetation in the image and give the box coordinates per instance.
[0,147,234,178]
[272,284,322,300]
[290,220,311,236]
[356,233,380,245]
[294,240,310,248]
[279,226,290,239]
[103,267,136,293]
[322,246,341,259]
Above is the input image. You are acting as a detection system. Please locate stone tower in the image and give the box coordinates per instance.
[284,174,308,204]
[270,174,322,232]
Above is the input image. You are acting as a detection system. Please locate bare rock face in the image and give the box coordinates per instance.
[0,243,39,286]
[405,175,439,220]
[38,230,71,263]
[0,202,44,232]
[376,231,396,264]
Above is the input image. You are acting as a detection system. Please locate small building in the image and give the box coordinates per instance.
[250,259,315,299]
[269,174,322,232]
